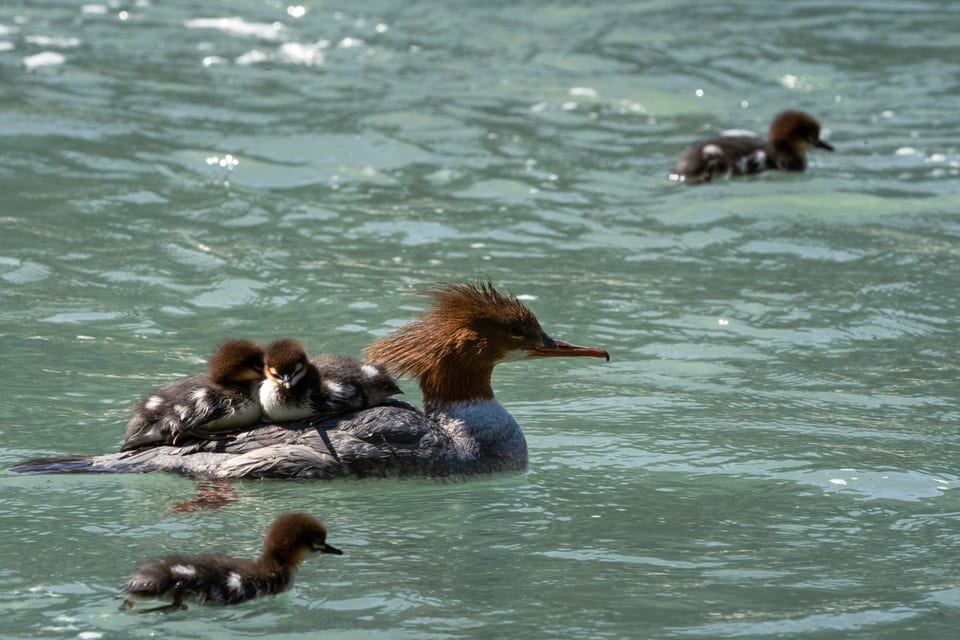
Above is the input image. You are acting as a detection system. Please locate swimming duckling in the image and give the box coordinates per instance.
[671,110,833,183]
[120,512,342,613]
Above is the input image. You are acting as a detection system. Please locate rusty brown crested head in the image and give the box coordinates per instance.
[365,280,609,404]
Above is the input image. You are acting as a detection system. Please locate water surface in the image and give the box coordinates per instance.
[2,1,959,638]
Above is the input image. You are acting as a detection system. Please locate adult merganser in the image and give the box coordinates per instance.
[259,339,401,422]
[670,110,834,184]
[120,339,266,451]
[120,512,341,613]
[13,280,609,479]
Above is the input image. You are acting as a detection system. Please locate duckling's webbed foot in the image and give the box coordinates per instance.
[119,596,189,613]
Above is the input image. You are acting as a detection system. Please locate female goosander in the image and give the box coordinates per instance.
[670,110,833,184]
[259,338,401,421]
[120,512,341,613]
[120,339,266,451]
[14,281,609,479]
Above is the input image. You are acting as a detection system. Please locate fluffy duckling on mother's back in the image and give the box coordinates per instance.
[259,338,400,422]
[120,339,266,452]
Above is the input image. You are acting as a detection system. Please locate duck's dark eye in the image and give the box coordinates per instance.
[508,323,524,338]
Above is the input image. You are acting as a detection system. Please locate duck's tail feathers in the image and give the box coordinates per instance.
[11,455,108,474]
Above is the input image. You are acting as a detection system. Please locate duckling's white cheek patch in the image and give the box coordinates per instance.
[227,571,244,593]
[171,564,197,577]
[145,395,165,411]
[360,364,379,379]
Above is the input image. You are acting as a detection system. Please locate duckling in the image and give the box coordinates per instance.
[259,338,400,422]
[120,512,342,613]
[671,110,833,184]
[120,339,265,451]
[310,353,402,411]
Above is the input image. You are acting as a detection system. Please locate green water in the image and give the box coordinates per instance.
[2,1,959,638]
